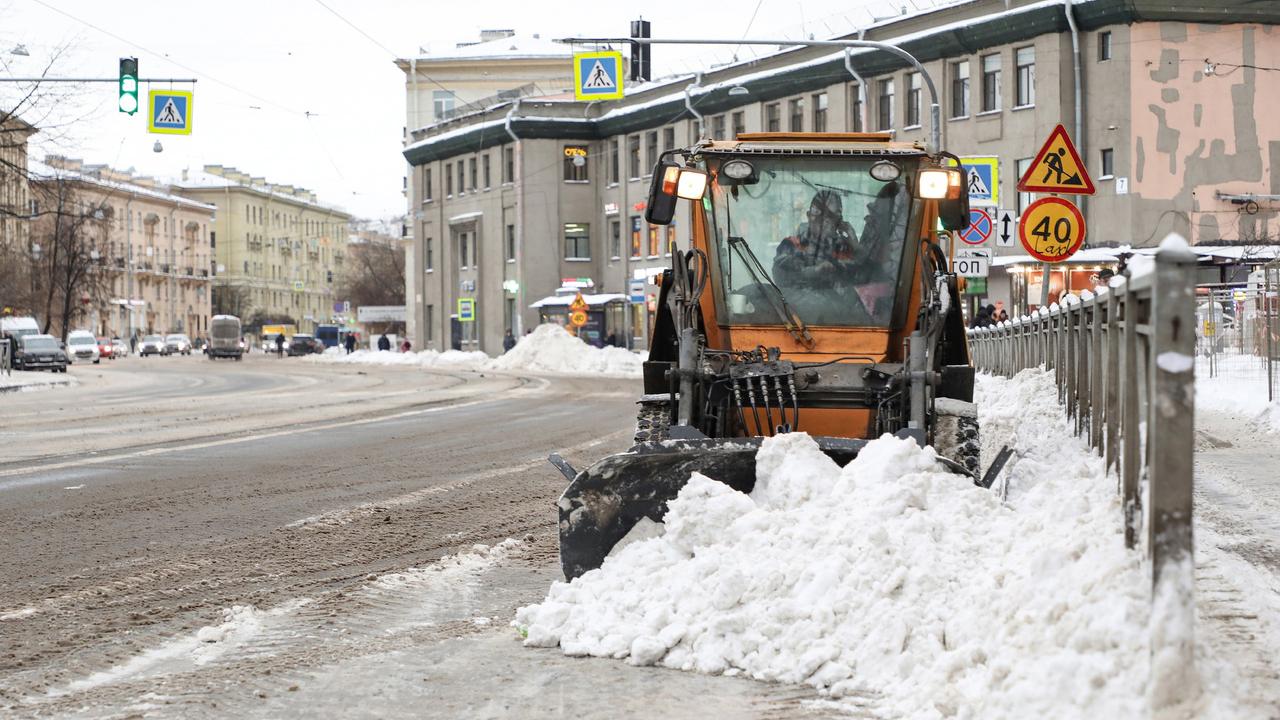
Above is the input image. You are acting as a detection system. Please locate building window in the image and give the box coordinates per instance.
[1015,158,1032,214]
[849,86,863,132]
[426,305,433,340]
[905,72,922,128]
[981,53,1002,112]
[482,154,491,188]
[665,224,676,256]
[630,216,642,257]
[645,131,658,172]
[710,114,726,139]
[469,157,477,188]
[950,61,969,118]
[426,238,433,271]
[1015,47,1035,107]
[424,167,433,201]
[432,90,454,118]
[812,93,828,132]
[628,135,641,179]
[789,97,805,132]
[458,232,468,268]
[563,145,589,182]
[1098,31,1112,62]
[456,162,465,194]
[505,224,516,261]
[503,146,514,183]
[445,163,453,195]
[609,219,621,259]
[608,139,619,184]
[647,225,660,257]
[563,223,590,260]
[690,118,703,143]
[505,297,516,333]
[1100,148,1115,178]
[731,111,745,137]
[764,103,780,132]
[877,79,894,131]
[662,127,675,152]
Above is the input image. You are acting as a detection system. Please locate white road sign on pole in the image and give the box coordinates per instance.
[953,253,990,278]
[994,208,1018,247]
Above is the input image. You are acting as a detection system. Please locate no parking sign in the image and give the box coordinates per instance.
[958,208,993,246]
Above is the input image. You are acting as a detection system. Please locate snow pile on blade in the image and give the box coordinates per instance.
[515,370,1154,718]
[306,347,490,368]
[486,323,643,378]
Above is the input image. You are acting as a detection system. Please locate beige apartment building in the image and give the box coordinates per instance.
[33,156,216,338]
[0,114,35,258]
[400,0,1280,353]
[178,166,352,333]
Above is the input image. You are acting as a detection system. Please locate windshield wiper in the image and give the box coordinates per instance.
[727,236,814,349]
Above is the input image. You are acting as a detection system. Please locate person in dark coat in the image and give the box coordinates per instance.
[274,333,285,357]
[343,333,356,354]
[970,305,992,329]
[502,329,516,353]
[377,333,391,352]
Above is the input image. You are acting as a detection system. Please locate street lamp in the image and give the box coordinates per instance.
[10,44,29,56]
[152,140,164,153]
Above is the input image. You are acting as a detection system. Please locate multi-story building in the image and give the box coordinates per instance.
[31,157,217,338]
[401,0,1280,353]
[0,113,36,256]
[177,166,352,333]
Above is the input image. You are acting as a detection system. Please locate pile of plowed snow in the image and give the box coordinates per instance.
[305,324,643,378]
[514,370,1159,718]
[487,323,644,378]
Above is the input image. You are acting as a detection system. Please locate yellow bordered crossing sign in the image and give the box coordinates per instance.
[1019,196,1087,262]
[573,51,624,101]
[457,297,476,322]
[148,90,193,135]
[1018,124,1094,195]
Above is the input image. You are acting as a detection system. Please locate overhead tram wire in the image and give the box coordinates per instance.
[309,0,485,118]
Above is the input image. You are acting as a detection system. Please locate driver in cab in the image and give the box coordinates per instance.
[772,189,872,324]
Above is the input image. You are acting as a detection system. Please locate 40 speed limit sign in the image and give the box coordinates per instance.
[1019,196,1086,262]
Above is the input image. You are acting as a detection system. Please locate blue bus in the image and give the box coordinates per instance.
[315,324,340,348]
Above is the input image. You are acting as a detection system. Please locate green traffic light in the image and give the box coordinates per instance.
[118,57,138,115]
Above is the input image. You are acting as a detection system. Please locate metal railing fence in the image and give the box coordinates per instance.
[1196,280,1279,403]
[967,236,1199,706]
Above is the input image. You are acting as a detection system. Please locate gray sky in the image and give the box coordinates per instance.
[1,0,919,219]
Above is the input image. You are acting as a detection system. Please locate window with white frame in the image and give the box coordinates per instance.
[1015,47,1035,107]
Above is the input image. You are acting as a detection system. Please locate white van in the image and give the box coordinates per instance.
[208,315,243,360]
[66,330,101,364]
[1,316,40,341]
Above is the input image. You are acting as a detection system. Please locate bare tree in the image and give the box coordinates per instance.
[340,241,405,308]
[28,177,113,338]
[211,282,253,318]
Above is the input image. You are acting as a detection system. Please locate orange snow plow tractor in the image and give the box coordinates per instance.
[551,132,993,579]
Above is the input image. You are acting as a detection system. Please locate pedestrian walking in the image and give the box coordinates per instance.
[399,338,411,353]
[129,333,137,353]
[377,333,391,352]
[604,332,618,347]
[274,333,285,357]
[344,333,356,354]
[502,329,516,353]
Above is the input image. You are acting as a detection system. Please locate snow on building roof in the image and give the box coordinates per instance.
[173,167,351,216]
[410,33,571,62]
[28,159,216,211]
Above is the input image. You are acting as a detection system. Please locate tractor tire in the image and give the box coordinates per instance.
[633,401,671,445]
[934,398,981,477]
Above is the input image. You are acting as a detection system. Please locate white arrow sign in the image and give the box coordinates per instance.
[995,208,1018,247]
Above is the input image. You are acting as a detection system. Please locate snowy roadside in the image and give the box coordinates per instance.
[306,324,645,379]
[513,369,1245,719]
[0,370,76,393]
[1195,367,1280,435]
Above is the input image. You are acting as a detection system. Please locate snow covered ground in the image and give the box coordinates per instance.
[514,370,1248,719]
[1195,355,1280,434]
[0,370,75,393]
[306,324,645,378]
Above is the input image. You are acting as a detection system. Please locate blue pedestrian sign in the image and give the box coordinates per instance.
[959,156,998,207]
[959,208,993,246]
[573,51,624,101]
[148,90,192,135]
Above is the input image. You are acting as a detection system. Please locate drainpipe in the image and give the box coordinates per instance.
[843,36,869,134]
[504,99,524,336]
[684,72,704,137]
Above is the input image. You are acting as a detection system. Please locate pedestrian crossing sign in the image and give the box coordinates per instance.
[573,51,624,101]
[457,297,476,322]
[147,90,192,135]
[959,156,998,207]
[1018,124,1095,195]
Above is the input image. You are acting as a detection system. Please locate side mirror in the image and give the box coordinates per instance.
[915,165,970,232]
[644,162,708,226]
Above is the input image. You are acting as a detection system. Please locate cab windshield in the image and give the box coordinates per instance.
[706,155,915,327]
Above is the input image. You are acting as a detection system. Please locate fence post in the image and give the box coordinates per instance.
[1090,294,1105,451]
[1105,286,1120,472]
[1122,277,1140,549]
[1076,298,1090,436]
[1146,234,1199,709]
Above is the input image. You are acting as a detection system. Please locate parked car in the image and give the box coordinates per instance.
[12,334,69,372]
[286,333,320,356]
[111,337,128,357]
[139,334,168,357]
[165,333,193,356]
[66,330,101,364]
[96,336,116,360]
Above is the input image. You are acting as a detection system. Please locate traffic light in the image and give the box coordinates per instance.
[118,57,138,115]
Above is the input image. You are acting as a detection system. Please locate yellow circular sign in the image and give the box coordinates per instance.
[1018,197,1086,263]
[569,310,588,327]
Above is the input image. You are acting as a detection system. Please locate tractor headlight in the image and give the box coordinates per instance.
[675,168,708,199]
[917,167,963,199]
